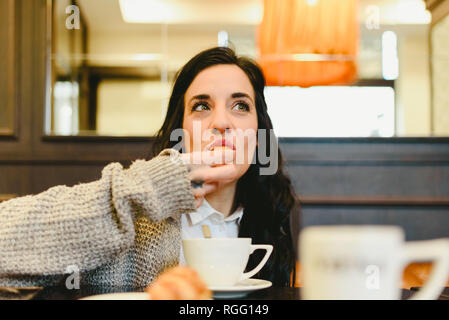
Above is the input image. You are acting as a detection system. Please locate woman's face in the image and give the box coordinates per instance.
[182,64,258,181]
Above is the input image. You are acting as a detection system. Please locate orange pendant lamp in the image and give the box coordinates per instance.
[257,0,359,87]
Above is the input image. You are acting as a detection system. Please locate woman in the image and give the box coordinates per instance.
[0,47,297,294]
[152,46,298,286]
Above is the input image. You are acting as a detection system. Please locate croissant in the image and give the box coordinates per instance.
[145,266,212,300]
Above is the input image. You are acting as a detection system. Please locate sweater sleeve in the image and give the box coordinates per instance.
[0,149,196,278]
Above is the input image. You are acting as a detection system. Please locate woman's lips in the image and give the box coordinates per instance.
[207,139,236,151]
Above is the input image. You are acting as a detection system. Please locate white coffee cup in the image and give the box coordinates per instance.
[300,225,449,300]
[182,238,273,287]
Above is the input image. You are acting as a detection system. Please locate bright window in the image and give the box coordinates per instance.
[264,86,395,137]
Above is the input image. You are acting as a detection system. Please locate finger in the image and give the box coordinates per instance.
[168,267,209,294]
[146,282,177,300]
[181,150,235,166]
[191,183,217,198]
[192,183,217,208]
[195,197,203,209]
[206,149,235,166]
[158,276,198,300]
[190,179,204,189]
[189,164,239,184]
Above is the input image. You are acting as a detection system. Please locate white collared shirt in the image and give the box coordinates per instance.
[179,199,244,265]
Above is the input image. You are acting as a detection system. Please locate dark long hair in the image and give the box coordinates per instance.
[152,47,299,287]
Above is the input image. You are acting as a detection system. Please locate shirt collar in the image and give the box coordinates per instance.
[188,199,244,226]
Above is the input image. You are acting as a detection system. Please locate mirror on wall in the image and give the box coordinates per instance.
[431,11,449,136]
[0,0,16,137]
[45,0,447,138]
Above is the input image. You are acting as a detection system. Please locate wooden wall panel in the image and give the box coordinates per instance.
[300,206,449,242]
[0,161,118,195]
[279,138,449,242]
[0,165,32,196]
[29,163,106,194]
[0,0,18,137]
[289,164,449,197]
[280,138,449,198]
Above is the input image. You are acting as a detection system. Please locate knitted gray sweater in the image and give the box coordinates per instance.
[0,149,196,291]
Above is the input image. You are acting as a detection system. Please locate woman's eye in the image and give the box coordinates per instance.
[192,103,210,112]
[233,102,250,112]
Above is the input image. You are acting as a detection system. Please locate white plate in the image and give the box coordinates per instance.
[80,292,150,300]
[208,279,272,299]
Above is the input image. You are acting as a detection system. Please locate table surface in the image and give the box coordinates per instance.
[244,287,415,300]
[1,285,446,300]
[15,286,446,300]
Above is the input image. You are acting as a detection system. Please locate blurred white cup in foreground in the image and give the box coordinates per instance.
[300,225,449,300]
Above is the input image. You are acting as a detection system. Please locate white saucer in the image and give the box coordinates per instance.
[80,292,150,300]
[208,279,272,299]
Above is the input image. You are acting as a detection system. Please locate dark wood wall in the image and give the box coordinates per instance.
[1,0,449,243]
[280,138,449,241]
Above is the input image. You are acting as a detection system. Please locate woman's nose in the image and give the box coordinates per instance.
[209,105,232,134]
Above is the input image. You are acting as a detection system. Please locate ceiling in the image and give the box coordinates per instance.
[76,0,261,33]
[75,0,431,34]
[60,0,430,71]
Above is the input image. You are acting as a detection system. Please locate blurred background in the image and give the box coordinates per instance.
[47,0,447,138]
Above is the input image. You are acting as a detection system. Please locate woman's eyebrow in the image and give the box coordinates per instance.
[188,92,253,104]
[189,94,210,103]
[231,92,254,103]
